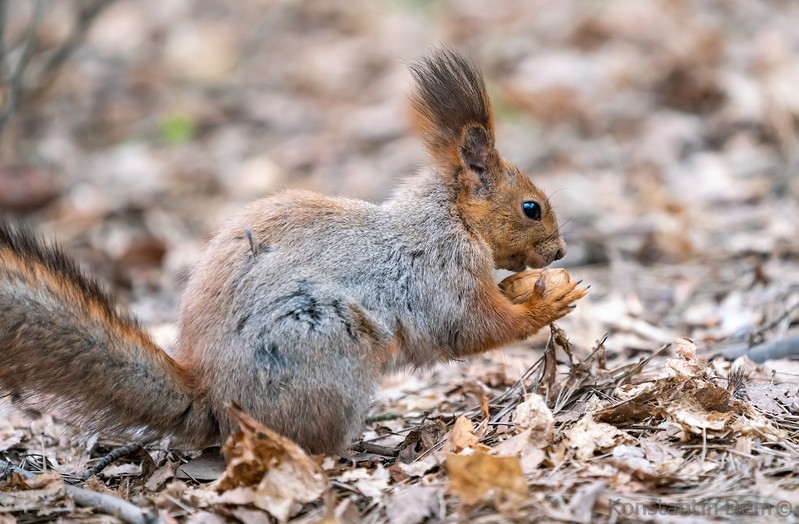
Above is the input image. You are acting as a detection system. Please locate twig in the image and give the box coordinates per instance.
[79,442,144,480]
[25,0,116,103]
[67,487,161,524]
[0,0,42,136]
[349,441,399,457]
[750,298,799,342]
[365,412,403,424]
[712,334,799,363]
[0,459,160,524]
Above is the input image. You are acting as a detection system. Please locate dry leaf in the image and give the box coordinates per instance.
[674,337,697,360]
[566,416,628,461]
[511,393,554,442]
[492,430,547,474]
[386,485,441,524]
[230,507,272,524]
[446,452,527,510]
[448,416,480,453]
[216,405,326,522]
[566,481,606,524]
[0,472,69,512]
[397,455,440,478]
[671,406,730,433]
[398,422,446,463]
[145,462,177,492]
[339,466,390,499]
[746,381,789,415]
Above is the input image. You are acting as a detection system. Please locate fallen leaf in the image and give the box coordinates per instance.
[398,422,446,463]
[674,337,697,360]
[565,416,628,461]
[145,462,177,492]
[216,405,326,522]
[176,449,227,481]
[491,429,547,474]
[745,381,788,415]
[339,466,390,499]
[511,394,554,442]
[446,452,527,510]
[230,507,272,524]
[448,416,480,453]
[671,406,730,433]
[566,481,606,524]
[386,485,441,524]
[397,455,440,478]
[0,472,69,513]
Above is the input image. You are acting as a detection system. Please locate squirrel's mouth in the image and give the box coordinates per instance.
[497,255,545,272]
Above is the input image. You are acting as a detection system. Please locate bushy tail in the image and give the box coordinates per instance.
[0,223,216,446]
[409,48,496,169]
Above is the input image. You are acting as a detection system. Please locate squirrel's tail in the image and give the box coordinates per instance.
[0,223,217,446]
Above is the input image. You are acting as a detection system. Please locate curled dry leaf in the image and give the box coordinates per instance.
[674,337,697,360]
[446,452,528,511]
[448,416,483,453]
[672,406,730,433]
[216,405,327,523]
[565,416,629,461]
[398,421,446,463]
[667,339,706,377]
[511,393,554,441]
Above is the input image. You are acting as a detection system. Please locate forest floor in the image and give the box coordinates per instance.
[1,0,799,522]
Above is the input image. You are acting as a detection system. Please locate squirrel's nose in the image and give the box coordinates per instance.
[553,246,566,261]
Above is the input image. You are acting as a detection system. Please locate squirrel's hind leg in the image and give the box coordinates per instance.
[212,287,387,455]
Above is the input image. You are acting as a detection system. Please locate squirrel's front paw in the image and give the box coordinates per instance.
[502,268,588,324]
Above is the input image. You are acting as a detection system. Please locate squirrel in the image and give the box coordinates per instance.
[0,49,586,455]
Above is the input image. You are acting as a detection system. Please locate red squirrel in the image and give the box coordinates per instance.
[0,49,586,454]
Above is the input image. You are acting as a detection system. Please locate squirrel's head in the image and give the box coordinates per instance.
[410,49,566,272]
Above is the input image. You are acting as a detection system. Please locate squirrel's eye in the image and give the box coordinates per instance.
[522,201,542,221]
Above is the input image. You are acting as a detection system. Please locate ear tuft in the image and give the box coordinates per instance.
[409,48,495,170]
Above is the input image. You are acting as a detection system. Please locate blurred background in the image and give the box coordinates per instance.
[1,0,798,350]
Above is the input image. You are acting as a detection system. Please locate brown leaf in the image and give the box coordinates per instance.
[216,405,326,522]
[398,421,446,463]
[448,416,480,453]
[446,452,528,510]
[0,472,68,512]
[145,463,177,492]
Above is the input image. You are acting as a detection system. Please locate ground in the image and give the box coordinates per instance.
[1,0,799,522]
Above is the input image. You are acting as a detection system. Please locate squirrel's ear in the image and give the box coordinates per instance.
[460,124,492,175]
[409,49,496,173]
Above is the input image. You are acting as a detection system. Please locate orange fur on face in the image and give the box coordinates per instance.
[410,50,565,272]
[456,161,565,272]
